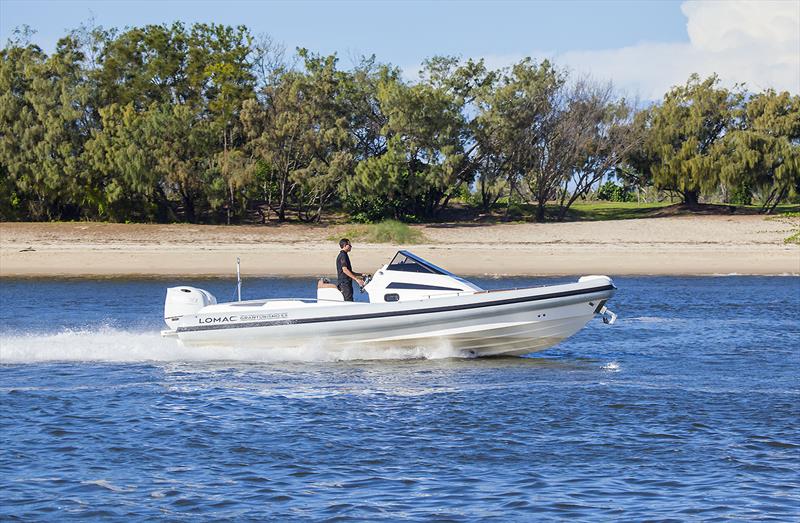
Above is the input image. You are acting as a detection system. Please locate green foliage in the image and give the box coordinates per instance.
[336,220,426,244]
[343,57,484,221]
[629,76,799,211]
[342,194,402,223]
[242,50,355,222]
[721,90,800,212]
[729,181,753,206]
[596,181,635,202]
[1,23,797,224]
[0,37,93,220]
[475,59,565,221]
[345,136,413,220]
[639,74,739,204]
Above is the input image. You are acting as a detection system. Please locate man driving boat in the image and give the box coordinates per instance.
[337,238,365,302]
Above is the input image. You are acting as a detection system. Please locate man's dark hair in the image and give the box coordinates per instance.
[339,238,350,249]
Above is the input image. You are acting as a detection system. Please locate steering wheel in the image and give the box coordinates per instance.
[359,274,372,293]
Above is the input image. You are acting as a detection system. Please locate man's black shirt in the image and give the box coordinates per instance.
[336,250,352,285]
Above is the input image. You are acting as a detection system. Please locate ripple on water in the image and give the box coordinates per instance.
[2,276,800,520]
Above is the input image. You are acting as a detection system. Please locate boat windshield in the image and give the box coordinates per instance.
[387,251,448,275]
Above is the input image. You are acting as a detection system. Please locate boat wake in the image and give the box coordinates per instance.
[0,327,471,364]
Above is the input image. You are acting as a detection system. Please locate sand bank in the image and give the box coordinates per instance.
[1,216,798,278]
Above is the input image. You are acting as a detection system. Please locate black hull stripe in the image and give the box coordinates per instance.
[177,284,615,333]
[386,282,464,291]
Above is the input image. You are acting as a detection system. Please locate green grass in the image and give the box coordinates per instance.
[491,201,673,222]
[555,202,800,222]
[769,205,800,215]
[334,220,427,244]
[766,211,800,244]
[785,231,800,245]
[563,201,674,221]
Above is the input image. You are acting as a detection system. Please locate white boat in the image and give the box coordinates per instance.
[161,250,617,357]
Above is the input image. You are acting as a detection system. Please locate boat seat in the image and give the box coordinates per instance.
[317,278,338,289]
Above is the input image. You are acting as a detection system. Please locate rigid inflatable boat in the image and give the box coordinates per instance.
[162,251,617,357]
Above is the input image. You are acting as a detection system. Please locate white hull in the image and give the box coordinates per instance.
[167,280,616,358]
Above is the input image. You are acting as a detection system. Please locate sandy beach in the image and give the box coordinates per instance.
[1,216,798,278]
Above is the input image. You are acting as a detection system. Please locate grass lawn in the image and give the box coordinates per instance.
[559,201,674,221]
[549,201,800,221]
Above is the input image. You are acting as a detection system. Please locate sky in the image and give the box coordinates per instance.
[1,0,798,100]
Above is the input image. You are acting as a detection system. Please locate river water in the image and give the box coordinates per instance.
[1,276,798,520]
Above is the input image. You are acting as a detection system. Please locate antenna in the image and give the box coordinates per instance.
[236,257,242,302]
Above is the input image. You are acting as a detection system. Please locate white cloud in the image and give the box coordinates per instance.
[405,1,800,100]
[557,0,800,99]
[683,0,797,54]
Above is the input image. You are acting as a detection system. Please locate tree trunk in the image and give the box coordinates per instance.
[557,192,580,221]
[276,171,288,222]
[759,186,779,214]
[480,175,488,211]
[156,186,180,223]
[766,186,788,215]
[228,182,235,225]
[535,199,546,222]
[181,193,196,224]
[683,189,700,206]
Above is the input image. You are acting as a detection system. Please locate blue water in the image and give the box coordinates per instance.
[1,276,799,520]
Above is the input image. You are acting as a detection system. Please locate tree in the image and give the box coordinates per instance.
[0,36,94,220]
[195,24,255,224]
[86,102,217,222]
[5,21,798,225]
[0,42,45,219]
[90,22,255,223]
[94,23,192,109]
[555,80,640,220]
[720,90,800,213]
[477,58,567,221]
[84,103,161,220]
[345,57,487,220]
[242,50,352,222]
[250,32,287,92]
[640,74,740,205]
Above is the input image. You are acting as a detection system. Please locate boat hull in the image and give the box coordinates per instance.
[170,281,615,358]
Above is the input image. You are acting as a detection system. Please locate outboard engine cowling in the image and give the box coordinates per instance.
[164,286,217,328]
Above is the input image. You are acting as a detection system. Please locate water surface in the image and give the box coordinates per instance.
[1,276,798,520]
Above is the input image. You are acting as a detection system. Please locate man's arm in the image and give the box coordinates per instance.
[341,266,364,286]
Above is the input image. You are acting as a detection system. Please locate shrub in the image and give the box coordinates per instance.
[597,181,635,202]
[343,194,394,223]
[729,181,753,205]
[338,220,426,244]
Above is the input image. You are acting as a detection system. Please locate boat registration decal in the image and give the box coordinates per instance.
[240,313,289,321]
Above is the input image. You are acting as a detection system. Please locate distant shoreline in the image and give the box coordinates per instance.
[1,217,798,278]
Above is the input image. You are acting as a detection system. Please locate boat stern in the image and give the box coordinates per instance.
[163,286,218,332]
